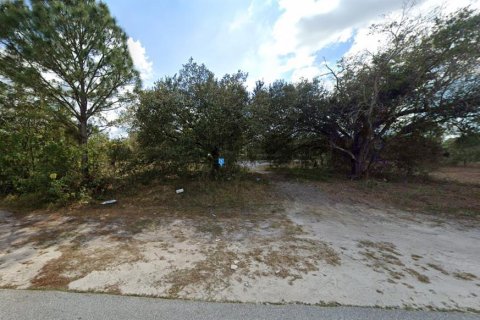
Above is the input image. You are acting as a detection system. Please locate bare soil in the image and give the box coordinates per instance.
[431,164,480,185]
[0,171,479,311]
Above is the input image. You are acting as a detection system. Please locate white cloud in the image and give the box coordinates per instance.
[240,0,480,86]
[241,0,344,86]
[229,1,256,31]
[345,0,480,57]
[127,37,154,84]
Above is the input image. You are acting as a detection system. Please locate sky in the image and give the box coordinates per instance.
[104,0,480,89]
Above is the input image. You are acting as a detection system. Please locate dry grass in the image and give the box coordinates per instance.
[427,263,449,275]
[163,237,340,296]
[358,241,403,266]
[431,165,480,185]
[162,215,340,296]
[195,223,223,238]
[251,220,341,281]
[358,240,402,258]
[453,272,478,281]
[116,175,279,215]
[358,240,405,281]
[259,240,340,274]
[77,176,278,229]
[164,244,238,297]
[1,175,315,291]
[411,254,423,261]
[1,174,279,226]
[358,240,433,284]
[272,166,480,219]
[126,218,157,234]
[318,177,480,219]
[405,268,430,283]
[30,243,143,289]
[3,175,281,247]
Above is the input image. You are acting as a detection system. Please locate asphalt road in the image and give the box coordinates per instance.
[0,289,478,320]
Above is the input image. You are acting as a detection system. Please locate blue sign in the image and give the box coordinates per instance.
[218,158,225,167]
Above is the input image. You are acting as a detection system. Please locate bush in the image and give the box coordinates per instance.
[445,133,480,166]
[134,59,249,176]
[382,132,444,175]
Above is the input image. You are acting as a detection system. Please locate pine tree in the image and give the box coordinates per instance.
[0,0,140,180]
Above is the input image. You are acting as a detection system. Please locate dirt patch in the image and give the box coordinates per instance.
[431,165,480,185]
[162,238,340,297]
[164,243,238,298]
[358,241,434,284]
[357,240,405,280]
[30,241,143,289]
[161,217,340,297]
[256,240,339,283]
[1,173,479,311]
[316,178,480,220]
[195,223,224,238]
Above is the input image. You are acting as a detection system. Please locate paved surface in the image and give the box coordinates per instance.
[0,289,478,320]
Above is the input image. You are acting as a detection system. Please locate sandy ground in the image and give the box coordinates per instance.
[431,165,480,185]
[0,176,479,311]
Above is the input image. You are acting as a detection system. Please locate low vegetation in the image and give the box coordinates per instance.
[1,1,479,311]
[273,165,480,219]
[0,1,479,216]
[322,178,480,219]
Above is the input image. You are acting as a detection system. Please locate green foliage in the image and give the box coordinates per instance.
[107,138,135,174]
[0,86,82,201]
[0,0,140,179]
[1,1,480,209]
[249,7,480,177]
[382,132,444,175]
[0,85,120,203]
[445,133,480,165]
[250,79,330,165]
[134,59,249,175]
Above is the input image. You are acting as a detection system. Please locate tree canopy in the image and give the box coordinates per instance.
[134,59,249,175]
[0,0,140,178]
[250,7,480,177]
[1,2,479,203]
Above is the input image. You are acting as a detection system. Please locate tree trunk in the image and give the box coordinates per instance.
[79,118,89,182]
[349,125,374,179]
[350,158,363,178]
[350,146,370,179]
[210,146,220,178]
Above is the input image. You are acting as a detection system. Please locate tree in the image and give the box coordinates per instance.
[250,79,330,165]
[382,124,444,175]
[0,0,140,180]
[308,7,480,177]
[0,84,81,198]
[248,6,480,178]
[446,133,480,166]
[135,59,249,175]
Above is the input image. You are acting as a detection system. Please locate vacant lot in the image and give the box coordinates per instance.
[0,169,479,311]
[431,164,480,186]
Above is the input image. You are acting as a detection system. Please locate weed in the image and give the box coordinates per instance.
[453,272,477,281]
[427,263,449,275]
[405,268,430,283]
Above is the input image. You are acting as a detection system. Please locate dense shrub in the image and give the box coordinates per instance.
[134,59,249,176]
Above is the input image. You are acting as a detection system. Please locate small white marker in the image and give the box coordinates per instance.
[101,200,117,205]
